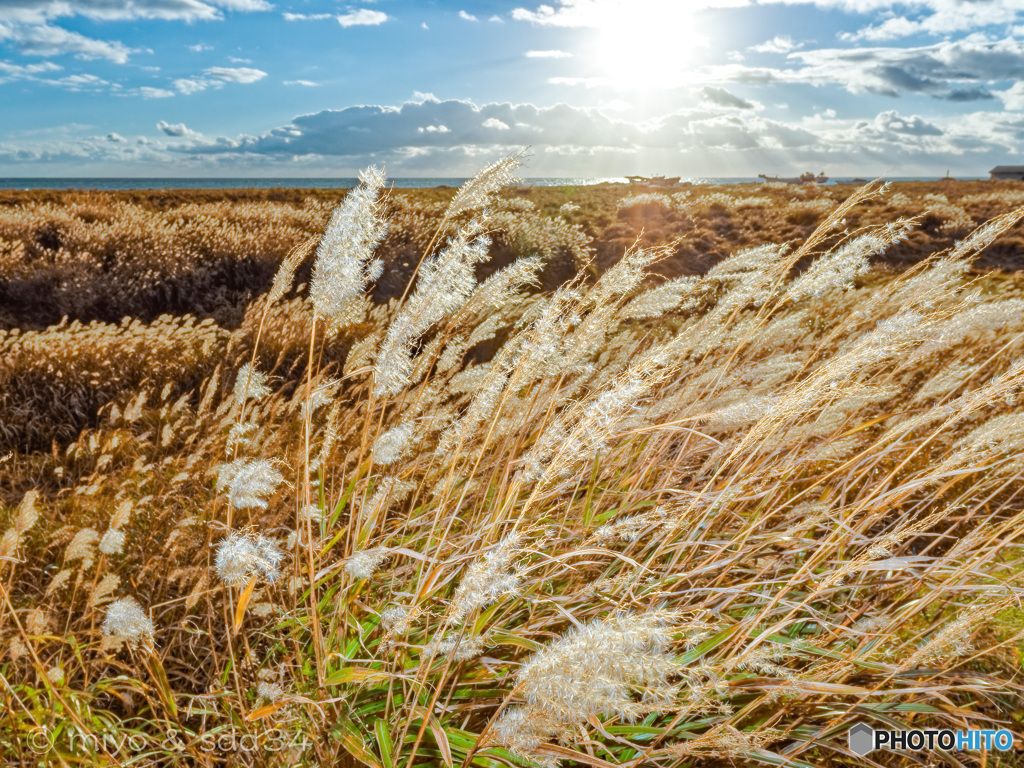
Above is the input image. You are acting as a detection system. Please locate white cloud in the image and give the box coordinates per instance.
[459,10,479,21]
[841,15,922,41]
[0,22,136,63]
[139,86,175,98]
[512,0,751,26]
[489,14,503,21]
[996,81,1024,110]
[418,124,451,133]
[699,86,758,109]
[188,43,213,52]
[0,0,271,24]
[337,9,388,27]
[482,117,511,129]
[706,37,1024,103]
[840,1,1024,40]
[750,35,797,53]
[8,96,1024,178]
[45,72,107,90]
[283,12,333,21]
[107,132,125,142]
[213,0,272,10]
[157,120,201,138]
[173,66,267,94]
[510,0,1024,43]
[525,49,572,58]
[173,77,208,94]
[203,66,266,83]
[421,21,428,29]
[0,59,61,77]
[284,79,319,86]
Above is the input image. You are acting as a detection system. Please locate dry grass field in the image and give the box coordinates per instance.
[2,155,1024,767]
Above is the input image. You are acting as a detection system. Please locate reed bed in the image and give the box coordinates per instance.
[2,154,1024,767]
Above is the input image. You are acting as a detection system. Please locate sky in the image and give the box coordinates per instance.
[2,0,1024,178]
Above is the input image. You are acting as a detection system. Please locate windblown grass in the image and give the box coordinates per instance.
[2,158,1024,768]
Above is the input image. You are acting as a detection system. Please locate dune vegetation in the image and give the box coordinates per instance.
[2,152,1024,767]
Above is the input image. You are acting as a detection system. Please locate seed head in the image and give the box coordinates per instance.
[232,363,271,406]
[214,532,284,586]
[447,531,525,626]
[216,458,284,510]
[344,547,391,580]
[490,610,683,759]
[99,528,126,556]
[101,597,155,651]
[372,423,414,465]
[310,165,388,328]
[257,681,285,702]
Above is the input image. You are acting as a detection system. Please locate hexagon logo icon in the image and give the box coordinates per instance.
[849,723,875,756]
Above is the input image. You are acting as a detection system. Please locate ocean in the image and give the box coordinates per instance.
[0,176,985,191]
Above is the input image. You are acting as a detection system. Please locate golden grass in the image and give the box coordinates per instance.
[2,166,1024,767]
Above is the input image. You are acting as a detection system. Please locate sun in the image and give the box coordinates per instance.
[583,1,712,92]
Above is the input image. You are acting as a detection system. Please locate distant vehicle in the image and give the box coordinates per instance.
[759,171,829,184]
[626,175,682,187]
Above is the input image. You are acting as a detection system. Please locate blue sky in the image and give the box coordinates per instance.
[3,0,1024,177]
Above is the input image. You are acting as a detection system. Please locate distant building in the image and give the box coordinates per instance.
[990,166,1024,180]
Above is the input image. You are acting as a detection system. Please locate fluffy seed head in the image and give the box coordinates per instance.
[372,423,414,465]
[101,597,155,651]
[257,681,285,701]
[446,148,526,217]
[447,531,525,626]
[214,531,284,586]
[344,547,391,580]
[99,528,126,556]
[310,165,388,327]
[66,528,100,568]
[232,363,271,405]
[216,458,284,510]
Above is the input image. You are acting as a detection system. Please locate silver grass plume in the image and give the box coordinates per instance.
[0,490,40,561]
[232,362,271,406]
[374,221,492,397]
[445,148,526,218]
[215,457,284,510]
[66,528,100,569]
[309,165,388,329]
[362,477,416,525]
[589,241,670,308]
[423,632,487,662]
[99,529,126,556]
[300,377,341,421]
[519,345,668,484]
[372,422,415,465]
[464,255,545,312]
[214,531,284,586]
[101,597,155,651]
[436,339,521,458]
[786,218,916,303]
[344,547,391,580]
[621,275,702,320]
[257,681,285,702]
[446,531,525,626]
[491,610,683,760]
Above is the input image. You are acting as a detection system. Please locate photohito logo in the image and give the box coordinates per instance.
[848,723,1015,755]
